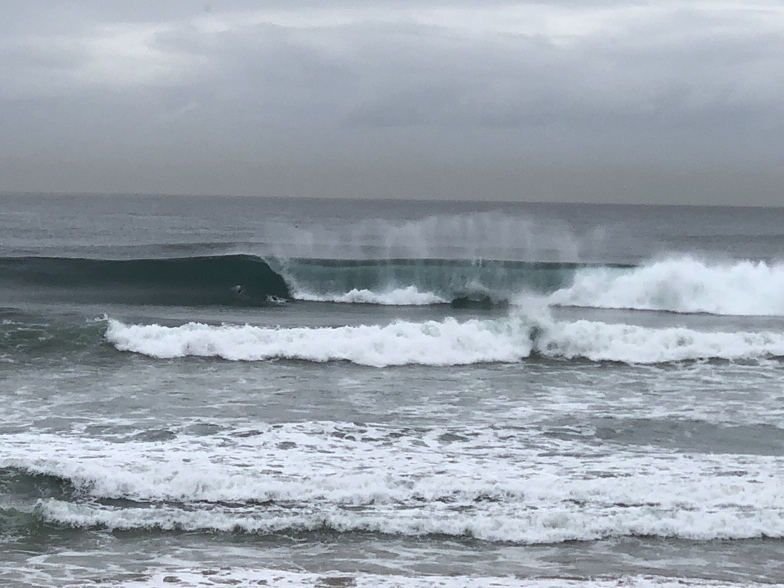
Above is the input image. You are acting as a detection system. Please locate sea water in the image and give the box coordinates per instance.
[1,193,784,587]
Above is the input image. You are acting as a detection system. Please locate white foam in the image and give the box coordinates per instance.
[551,257,784,316]
[539,320,784,363]
[104,315,784,366]
[119,568,783,588]
[295,285,446,305]
[4,425,784,543]
[105,317,531,366]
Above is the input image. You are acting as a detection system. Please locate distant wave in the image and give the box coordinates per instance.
[550,257,784,316]
[104,315,784,366]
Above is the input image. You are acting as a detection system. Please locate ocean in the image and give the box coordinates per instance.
[1,193,784,587]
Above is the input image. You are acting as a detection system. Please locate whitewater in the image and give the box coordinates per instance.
[289,256,784,316]
[105,314,784,365]
[5,424,784,543]
[2,194,784,587]
[550,257,784,316]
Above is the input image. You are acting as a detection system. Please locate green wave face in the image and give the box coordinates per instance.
[0,255,291,307]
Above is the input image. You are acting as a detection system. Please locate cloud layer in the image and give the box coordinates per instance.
[1,1,783,204]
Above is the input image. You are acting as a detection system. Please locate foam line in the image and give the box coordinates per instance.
[4,427,784,543]
[119,568,784,588]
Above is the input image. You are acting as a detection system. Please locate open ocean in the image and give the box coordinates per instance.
[2,193,784,588]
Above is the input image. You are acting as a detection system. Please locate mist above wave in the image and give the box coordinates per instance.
[260,211,583,263]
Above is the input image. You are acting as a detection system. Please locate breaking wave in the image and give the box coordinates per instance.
[551,257,784,316]
[0,255,587,308]
[104,315,784,366]
[5,254,784,316]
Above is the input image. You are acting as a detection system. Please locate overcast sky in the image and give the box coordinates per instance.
[1,0,783,205]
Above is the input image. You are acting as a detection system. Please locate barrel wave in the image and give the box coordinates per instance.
[5,253,784,316]
[0,254,619,308]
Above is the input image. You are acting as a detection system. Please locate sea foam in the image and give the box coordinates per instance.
[119,568,784,588]
[551,257,784,316]
[4,425,784,544]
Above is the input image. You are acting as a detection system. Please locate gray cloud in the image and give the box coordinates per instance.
[1,1,782,204]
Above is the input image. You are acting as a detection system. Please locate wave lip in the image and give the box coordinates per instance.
[551,257,784,316]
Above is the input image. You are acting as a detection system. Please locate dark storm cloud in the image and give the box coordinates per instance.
[0,1,782,204]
